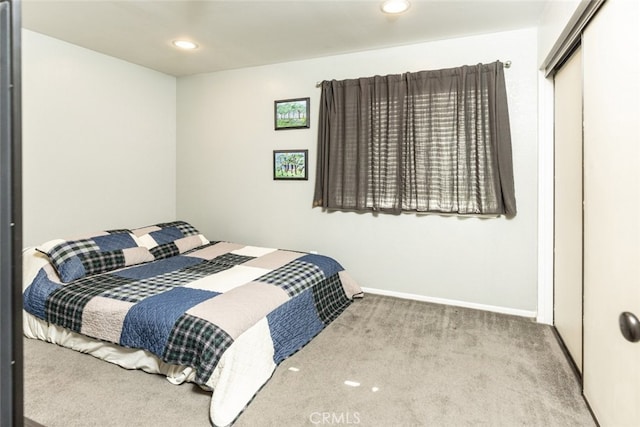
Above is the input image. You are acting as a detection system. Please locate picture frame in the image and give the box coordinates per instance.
[273,149,308,180]
[274,97,310,130]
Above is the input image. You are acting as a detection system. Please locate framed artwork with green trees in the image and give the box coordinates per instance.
[274,97,310,130]
[273,150,308,180]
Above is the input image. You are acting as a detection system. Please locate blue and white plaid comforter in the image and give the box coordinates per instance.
[23,240,362,426]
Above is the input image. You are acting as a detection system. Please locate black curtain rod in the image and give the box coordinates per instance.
[316,60,512,87]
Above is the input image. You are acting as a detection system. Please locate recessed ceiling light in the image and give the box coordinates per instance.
[172,40,198,50]
[381,0,411,14]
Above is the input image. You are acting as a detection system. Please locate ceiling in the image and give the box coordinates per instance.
[21,0,549,77]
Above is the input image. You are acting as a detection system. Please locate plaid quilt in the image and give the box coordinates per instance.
[23,241,362,400]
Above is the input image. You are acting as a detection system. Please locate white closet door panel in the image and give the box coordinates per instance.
[583,0,640,425]
[554,46,583,373]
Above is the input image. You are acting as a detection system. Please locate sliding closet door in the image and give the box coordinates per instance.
[553,46,583,373]
[583,0,640,425]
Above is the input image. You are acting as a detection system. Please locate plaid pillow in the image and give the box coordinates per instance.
[37,230,154,283]
[131,220,209,261]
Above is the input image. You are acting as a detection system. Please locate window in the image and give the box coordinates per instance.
[313,61,516,216]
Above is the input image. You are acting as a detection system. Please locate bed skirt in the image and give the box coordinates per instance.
[23,309,280,426]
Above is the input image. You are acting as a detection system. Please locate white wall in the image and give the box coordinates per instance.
[177,28,539,315]
[22,30,177,246]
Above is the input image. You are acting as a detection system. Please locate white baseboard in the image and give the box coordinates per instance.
[361,287,537,320]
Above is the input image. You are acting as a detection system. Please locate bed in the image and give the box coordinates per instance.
[22,220,362,426]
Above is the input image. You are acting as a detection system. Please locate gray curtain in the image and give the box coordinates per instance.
[313,61,516,216]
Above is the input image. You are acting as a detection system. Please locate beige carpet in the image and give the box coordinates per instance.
[24,294,595,426]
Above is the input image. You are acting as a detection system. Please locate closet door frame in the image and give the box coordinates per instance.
[0,0,23,425]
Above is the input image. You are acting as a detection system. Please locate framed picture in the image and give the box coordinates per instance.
[273,149,308,180]
[274,97,310,130]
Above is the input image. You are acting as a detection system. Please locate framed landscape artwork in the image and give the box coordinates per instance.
[273,149,308,180]
[274,97,310,130]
